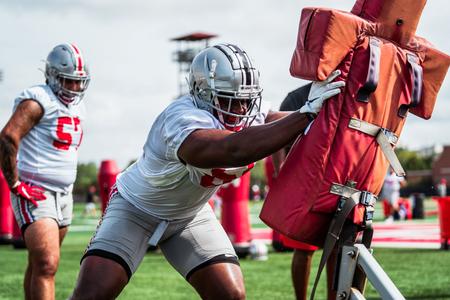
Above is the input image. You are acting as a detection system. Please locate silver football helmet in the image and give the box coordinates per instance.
[45,43,90,105]
[188,44,262,131]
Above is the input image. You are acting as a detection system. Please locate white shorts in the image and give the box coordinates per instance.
[82,193,238,280]
[11,190,73,232]
[383,191,400,205]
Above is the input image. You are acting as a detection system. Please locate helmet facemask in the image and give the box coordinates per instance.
[189,44,263,132]
[57,73,90,105]
[45,43,90,105]
[209,87,261,132]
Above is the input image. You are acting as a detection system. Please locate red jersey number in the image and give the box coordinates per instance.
[53,117,82,150]
[199,163,254,187]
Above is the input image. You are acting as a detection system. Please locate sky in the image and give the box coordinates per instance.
[0,0,449,169]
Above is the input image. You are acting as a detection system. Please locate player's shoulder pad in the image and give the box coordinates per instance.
[14,84,58,115]
[164,95,219,131]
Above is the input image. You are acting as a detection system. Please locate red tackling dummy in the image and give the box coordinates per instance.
[260,0,450,247]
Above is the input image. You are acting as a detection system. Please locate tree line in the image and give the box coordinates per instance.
[74,147,436,196]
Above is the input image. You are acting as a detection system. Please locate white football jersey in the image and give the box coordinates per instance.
[15,84,85,193]
[381,171,405,200]
[117,95,270,219]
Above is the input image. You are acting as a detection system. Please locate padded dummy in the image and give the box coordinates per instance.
[260,0,450,246]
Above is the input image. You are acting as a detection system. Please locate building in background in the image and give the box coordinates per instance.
[432,145,450,192]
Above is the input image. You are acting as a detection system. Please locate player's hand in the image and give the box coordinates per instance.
[11,181,46,207]
[299,70,345,115]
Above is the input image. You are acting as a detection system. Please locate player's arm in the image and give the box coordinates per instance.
[179,69,344,168]
[178,111,311,169]
[264,110,291,123]
[0,99,43,187]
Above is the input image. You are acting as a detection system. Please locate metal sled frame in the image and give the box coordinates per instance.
[335,242,405,300]
[310,187,406,300]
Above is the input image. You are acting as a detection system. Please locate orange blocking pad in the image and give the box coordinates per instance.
[281,235,319,251]
[260,0,450,247]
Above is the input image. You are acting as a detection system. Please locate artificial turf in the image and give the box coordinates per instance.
[0,202,449,299]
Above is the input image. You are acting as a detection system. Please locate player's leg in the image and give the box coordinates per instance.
[383,194,395,222]
[390,193,401,220]
[11,191,62,300]
[71,256,129,300]
[189,261,245,300]
[70,194,153,299]
[25,191,72,299]
[291,249,315,300]
[59,226,69,245]
[161,204,245,300]
[24,218,61,300]
[291,247,338,300]
[24,255,32,299]
[281,237,319,300]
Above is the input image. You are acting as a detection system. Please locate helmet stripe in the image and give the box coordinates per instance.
[212,43,258,88]
[214,44,245,85]
[214,44,234,64]
[70,43,84,73]
[67,44,80,72]
[226,44,248,86]
[237,47,252,69]
[242,51,254,86]
[228,44,255,86]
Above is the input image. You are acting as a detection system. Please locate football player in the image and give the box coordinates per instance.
[70,43,344,299]
[0,43,90,300]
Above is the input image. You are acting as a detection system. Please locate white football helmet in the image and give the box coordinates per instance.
[188,44,262,131]
[45,43,90,105]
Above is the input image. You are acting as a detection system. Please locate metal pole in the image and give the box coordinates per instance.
[352,226,373,293]
[336,246,359,299]
[355,244,405,300]
[349,288,365,300]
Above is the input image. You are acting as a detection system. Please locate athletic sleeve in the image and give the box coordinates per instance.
[164,104,219,161]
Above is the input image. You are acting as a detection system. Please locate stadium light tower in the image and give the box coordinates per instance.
[170,32,218,97]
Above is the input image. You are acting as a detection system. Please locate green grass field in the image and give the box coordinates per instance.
[1,201,449,299]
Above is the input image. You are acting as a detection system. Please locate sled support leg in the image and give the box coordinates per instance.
[336,244,405,300]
